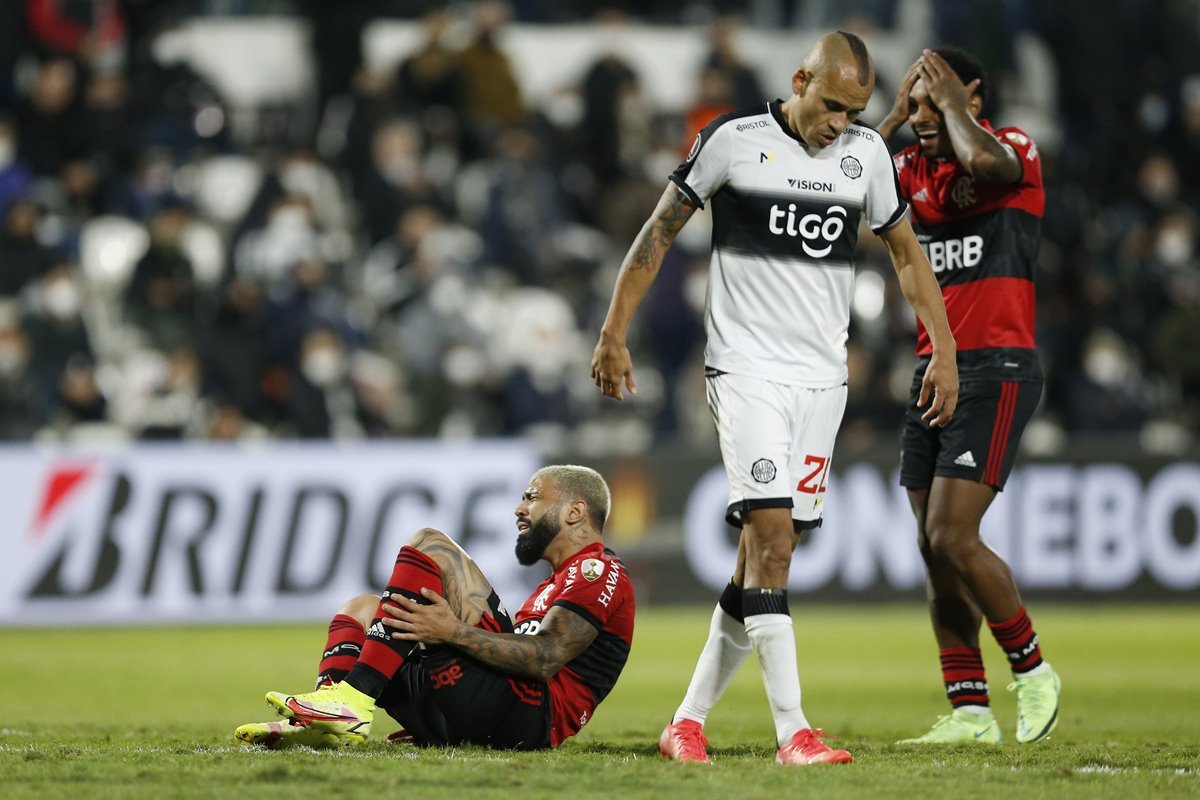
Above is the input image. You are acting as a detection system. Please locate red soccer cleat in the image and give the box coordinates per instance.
[775,728,853,765]
[659,718,711,764]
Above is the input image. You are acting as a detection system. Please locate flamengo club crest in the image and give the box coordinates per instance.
[952,175,976,208]
[581,558,605,582]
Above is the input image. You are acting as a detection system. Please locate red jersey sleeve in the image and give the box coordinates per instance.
[551,553,630,631]
[892,148,916,201]
[996,127,1039,169]
[994,127,1040,195]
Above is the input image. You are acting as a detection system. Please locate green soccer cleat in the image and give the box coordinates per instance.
[896,708,1002,744]
[234,719,366,750]
[266,681,374,739]
[1009,664,1061,743]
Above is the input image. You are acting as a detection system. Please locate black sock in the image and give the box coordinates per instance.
[742,587,789,617]
[718,581,744,622]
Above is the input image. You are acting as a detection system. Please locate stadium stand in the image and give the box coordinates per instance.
[1,0,1197,454]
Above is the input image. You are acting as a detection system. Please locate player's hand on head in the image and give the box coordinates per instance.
[891,59,921,120]
[590,335,637,402]
[917,49,980,114]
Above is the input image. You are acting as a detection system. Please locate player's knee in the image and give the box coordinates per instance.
[338,593,379,630]
[924,519,977,564]
[407,527,451,551]
[917,534,936,564]
[747,541,793,580]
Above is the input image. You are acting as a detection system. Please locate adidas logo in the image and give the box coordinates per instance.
[954,451,977,468]
[913,187,929,203]
[366,621,388,640]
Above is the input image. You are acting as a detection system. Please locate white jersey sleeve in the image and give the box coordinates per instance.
[863,132,907,234]
[670,117,734,209]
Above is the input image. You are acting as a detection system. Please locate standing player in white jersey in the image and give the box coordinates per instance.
[591,31,959,766]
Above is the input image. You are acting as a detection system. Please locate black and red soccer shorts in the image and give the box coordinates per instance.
[900,373,1042,492]
[378,590,552,750]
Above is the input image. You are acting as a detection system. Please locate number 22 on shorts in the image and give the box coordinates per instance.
[796,455,831,495]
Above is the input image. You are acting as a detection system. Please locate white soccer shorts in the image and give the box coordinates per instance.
[705,371,848,530]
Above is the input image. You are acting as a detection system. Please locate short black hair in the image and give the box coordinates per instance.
[837,30,872,86]
[932,45,988,110]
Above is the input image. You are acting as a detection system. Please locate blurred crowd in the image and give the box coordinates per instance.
[0,0,1197,455]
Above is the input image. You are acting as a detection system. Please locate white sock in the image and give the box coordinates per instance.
[672,604,752,725]
[1015,661,1051,677]
[744,613,809,746]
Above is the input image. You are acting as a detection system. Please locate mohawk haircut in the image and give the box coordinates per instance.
[837,30,872,86]
[933,45,989,110]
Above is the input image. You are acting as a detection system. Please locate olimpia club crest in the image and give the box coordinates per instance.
[751,458,777,483]
[840,155,862,179]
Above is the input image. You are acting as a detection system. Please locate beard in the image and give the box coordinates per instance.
[515,512,560,566]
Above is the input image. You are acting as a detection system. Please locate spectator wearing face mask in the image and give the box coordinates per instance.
[132,346,205,440]
[23,264,98,422]
[284,326,367,440]
[234,195,322,297]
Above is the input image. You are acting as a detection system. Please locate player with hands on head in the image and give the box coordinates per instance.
[879,46,1060,746]
[592,31,957,766]
[233,464,635,752]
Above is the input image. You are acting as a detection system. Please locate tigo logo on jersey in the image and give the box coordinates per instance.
[581,559,605,582]
[768,204,847,258]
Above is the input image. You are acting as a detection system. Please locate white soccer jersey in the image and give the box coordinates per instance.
[671,100,907,387]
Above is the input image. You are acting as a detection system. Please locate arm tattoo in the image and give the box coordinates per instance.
[407,529,495,625]
[627,188,694,274]
[445,606,599,681]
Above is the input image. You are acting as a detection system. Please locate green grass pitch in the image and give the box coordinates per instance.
[1,604,1198,799]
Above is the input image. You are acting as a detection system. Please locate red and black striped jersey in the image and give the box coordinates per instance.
[893,121,1044,380]
[514,542,635,747]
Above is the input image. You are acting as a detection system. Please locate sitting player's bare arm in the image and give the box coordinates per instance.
[405,527,498,626]
[382,591,598,681]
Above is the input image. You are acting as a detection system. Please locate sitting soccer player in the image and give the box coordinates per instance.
[233,464,635,751]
